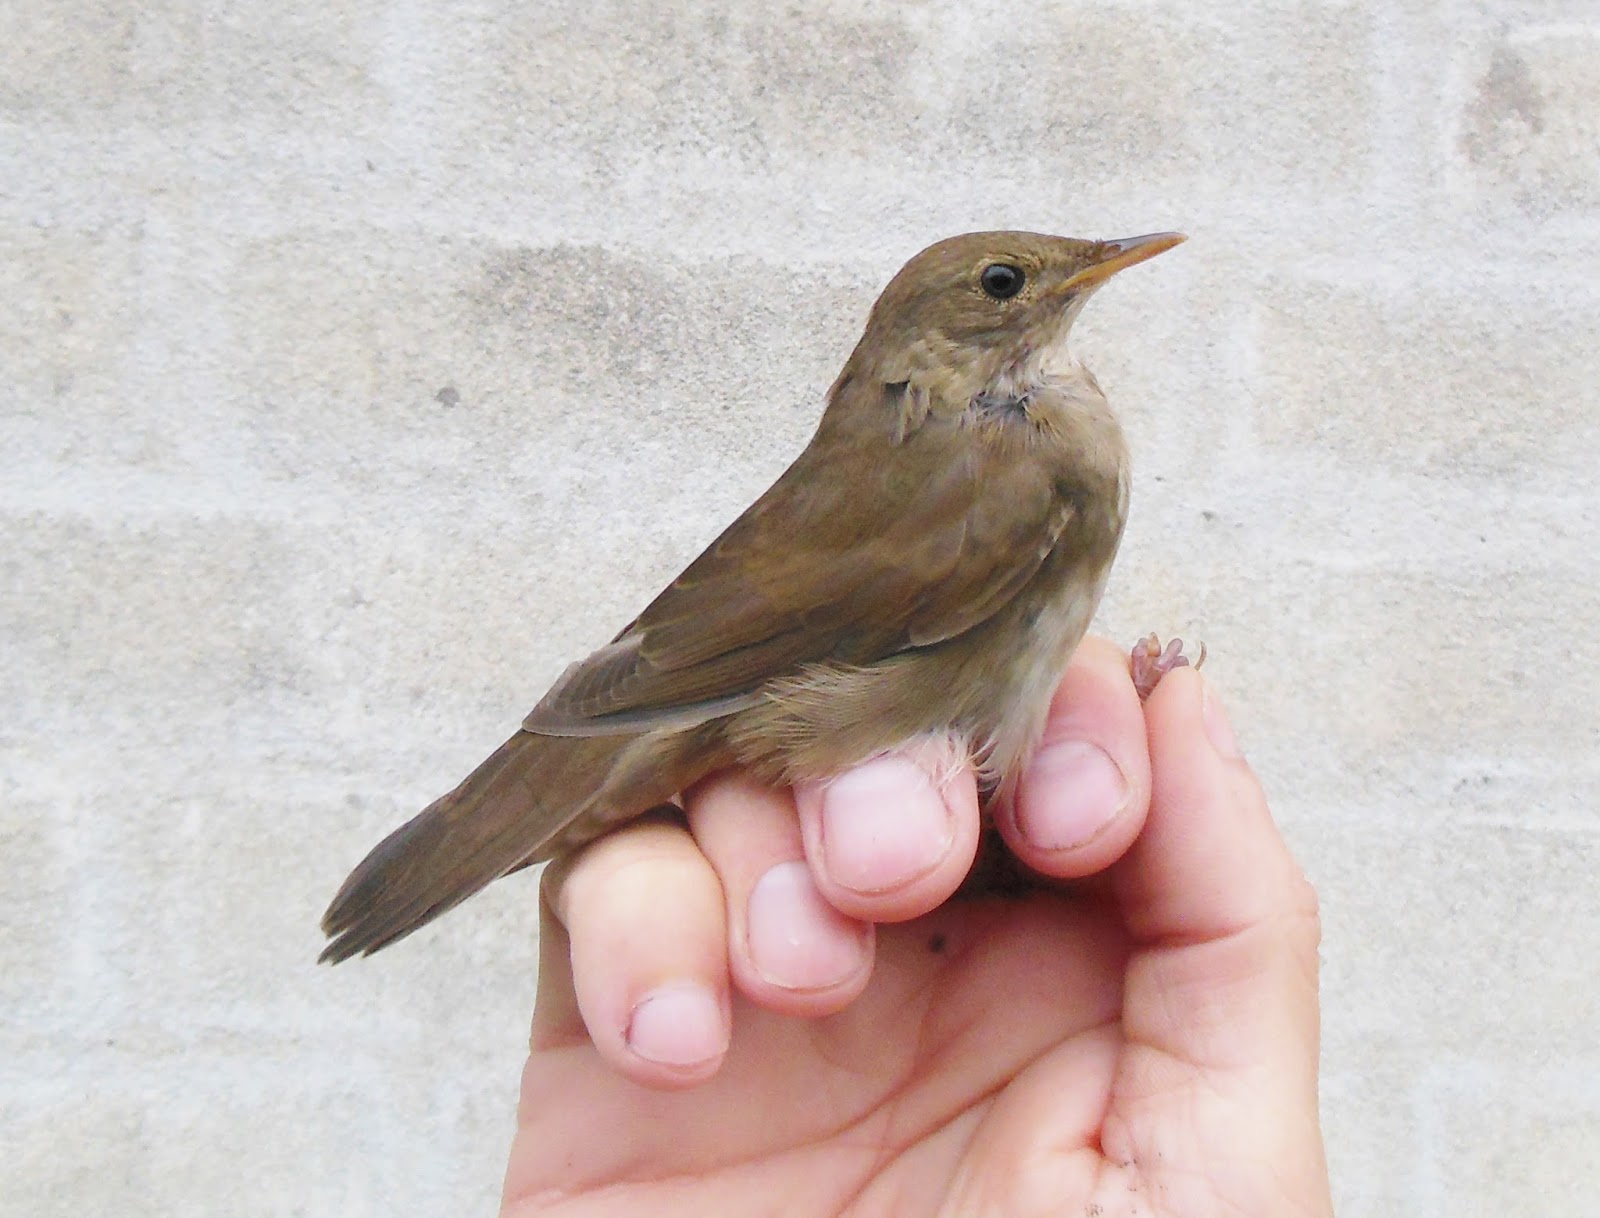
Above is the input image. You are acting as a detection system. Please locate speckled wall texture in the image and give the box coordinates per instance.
[5,2,1598,1215]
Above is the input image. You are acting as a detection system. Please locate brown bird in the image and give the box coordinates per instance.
[320,230,1187,963]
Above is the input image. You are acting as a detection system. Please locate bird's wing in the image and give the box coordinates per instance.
[523,419,1071,736]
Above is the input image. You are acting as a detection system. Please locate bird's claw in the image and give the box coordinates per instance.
[1130,633,1205,702]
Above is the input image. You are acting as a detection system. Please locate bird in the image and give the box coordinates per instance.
[321,229,1187,963]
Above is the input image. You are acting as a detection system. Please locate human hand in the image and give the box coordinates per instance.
[501,637,1331,1216]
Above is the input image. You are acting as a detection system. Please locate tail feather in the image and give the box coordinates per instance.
[320,731,635,962]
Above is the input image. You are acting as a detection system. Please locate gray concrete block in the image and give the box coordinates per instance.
[1458,25,1600,215]
[1318,822,1599,1055]
[0,4,389,131]
[1252,269,1600,480]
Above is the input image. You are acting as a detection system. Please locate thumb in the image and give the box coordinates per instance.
[1109,670,1329,1211]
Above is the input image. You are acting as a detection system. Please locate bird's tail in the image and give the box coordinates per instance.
[319,728,712,962]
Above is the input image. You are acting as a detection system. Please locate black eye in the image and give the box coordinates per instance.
[980,263,1025,300]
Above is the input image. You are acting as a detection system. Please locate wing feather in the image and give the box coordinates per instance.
[523,402,1069,736]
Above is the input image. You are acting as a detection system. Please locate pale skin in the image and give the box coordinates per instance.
[503,638,1332,1216]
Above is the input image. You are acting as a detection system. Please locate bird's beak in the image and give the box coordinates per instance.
[1063,232,1187,293]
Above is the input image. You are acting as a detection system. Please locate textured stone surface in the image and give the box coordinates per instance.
[5,1,1598,1214]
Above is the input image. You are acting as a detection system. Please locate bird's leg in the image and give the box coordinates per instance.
[1130,633,1205,702]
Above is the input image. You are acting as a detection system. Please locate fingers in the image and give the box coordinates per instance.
[535,813,732,1089]
[777,635,1153,916]
[997,635,1153,880]
[686,772,875,1015]
[1111,669,1323,1136]
[1117,670,1318,944]
[533,736,976,1092]
[791,733,983,922]
[686,737,979,1015]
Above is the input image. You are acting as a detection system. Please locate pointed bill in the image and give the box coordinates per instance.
[1063,232,1187,293]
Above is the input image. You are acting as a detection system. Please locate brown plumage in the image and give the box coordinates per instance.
[320,230,1185,963]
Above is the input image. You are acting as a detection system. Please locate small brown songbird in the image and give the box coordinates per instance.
[320,230,1186,962]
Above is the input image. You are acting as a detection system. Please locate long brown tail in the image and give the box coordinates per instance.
[319,728,712,962]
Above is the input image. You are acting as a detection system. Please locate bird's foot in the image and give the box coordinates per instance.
[1130,633,1205,702]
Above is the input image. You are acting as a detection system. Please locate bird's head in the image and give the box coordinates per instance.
[848,230,1185,407]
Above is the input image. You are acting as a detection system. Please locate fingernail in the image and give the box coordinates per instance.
[820,754,952,894]
[626,982,727,1068]
[1015,741,1130,850]
[747,861,869,990]
[1202,678,1242,759]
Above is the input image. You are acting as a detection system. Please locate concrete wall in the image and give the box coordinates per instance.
[5,1,1598,1214]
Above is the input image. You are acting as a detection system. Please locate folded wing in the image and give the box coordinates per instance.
[524,409,1071,737]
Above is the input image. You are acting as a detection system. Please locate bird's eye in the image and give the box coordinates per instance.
[979,263,1025,300]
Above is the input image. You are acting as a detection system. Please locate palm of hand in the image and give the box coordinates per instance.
[508,892,1271,1217]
